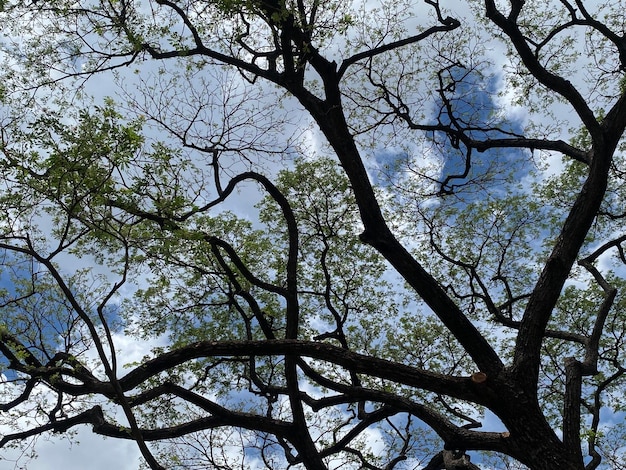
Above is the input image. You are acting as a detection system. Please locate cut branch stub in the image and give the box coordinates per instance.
[470,372,487,384]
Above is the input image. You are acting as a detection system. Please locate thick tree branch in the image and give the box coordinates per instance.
[338,18,461,79]
[118,339,490,406]
[484,0,600,135]
[513,149,611,386]
[306,99,504,376]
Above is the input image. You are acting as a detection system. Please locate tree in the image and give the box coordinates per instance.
[0,0,625,469]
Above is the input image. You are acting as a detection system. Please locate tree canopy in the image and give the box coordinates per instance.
[0,1,626,469]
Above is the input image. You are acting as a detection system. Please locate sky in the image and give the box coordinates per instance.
[3,433,142,470]
[0,0,624,469]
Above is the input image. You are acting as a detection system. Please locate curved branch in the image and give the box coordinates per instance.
[483,0,599,135]
[572,0,626,69]
[338,18,461,79]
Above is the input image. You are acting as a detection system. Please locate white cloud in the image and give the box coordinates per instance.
[3,432,142,470]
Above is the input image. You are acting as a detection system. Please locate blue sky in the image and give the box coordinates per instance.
[373,66,528,197]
